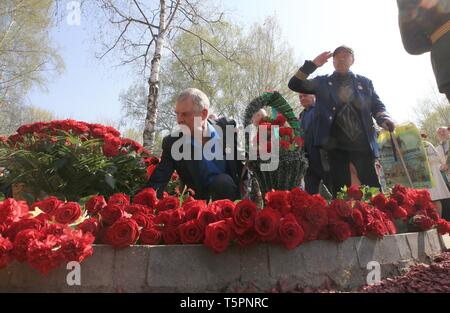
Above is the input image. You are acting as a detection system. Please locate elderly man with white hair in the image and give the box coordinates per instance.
[146,88,245,201]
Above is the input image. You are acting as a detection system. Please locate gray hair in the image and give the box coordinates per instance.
[177,88,210,112]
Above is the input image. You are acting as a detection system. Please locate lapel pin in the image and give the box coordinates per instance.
[357,84,363,90]
[328,81,333,86]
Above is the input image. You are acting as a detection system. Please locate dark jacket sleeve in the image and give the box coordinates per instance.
[146,136,175,195]
[288,60,320,94]
[397,0,432,54]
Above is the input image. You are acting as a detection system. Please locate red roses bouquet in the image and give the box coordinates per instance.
[0,120,151,202]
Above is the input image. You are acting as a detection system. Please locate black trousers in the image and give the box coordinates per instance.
[327,149,380,195]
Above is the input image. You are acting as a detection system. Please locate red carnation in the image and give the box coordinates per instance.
[105,218,140,249]
[140,227,162,245]
[54,202,82,225]
[0,198,29,225]
[59,229,95,263]
[204,220,232,254]
[278,214,305,250]
[26,236,63,275]
[12,229,42,262]
[179,220,203,244]
[133,188,158,209]
[232,199,257,235]
[0,234,13,269]
[254,207,280,242]
[412,214,435,231]
[85,195,107,216]
[265,190,291,216]
[367,219,388,239]
[4,218,43,241]
[347,185,363,200]
[437,219,450,235]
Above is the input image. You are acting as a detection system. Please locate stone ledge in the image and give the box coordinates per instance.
[0,229,444,292]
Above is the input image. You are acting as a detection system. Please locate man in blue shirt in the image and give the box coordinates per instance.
[146,88,244,200]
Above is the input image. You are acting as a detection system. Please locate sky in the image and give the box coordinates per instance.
[26,0,438,127]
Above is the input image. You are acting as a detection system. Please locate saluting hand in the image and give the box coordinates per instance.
[313,51,333,67]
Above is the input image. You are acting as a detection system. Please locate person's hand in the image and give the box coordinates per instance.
[313,51,333,67]
[382,119,396,132]
[440,164,449,172]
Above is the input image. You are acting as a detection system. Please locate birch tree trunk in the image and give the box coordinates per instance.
[143,0,166,149]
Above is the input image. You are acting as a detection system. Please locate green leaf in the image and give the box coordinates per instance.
[0,193,5,201]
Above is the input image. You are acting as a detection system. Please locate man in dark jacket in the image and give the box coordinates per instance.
[288,46,395,195]
[397,0,450,101]
[298,93,327,194]
[146,88,244,201]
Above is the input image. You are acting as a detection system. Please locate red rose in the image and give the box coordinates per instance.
[0,234,13,269]
[102,133,122,157]
[370,194,387,210]
[54,202,82,225]
[162,226,181,245]
[280,140,291,150]
[12,229,42,262]
[108,193,130,207]
[304,202,328,227]
[278,214,305,250]
[100,204,124,226]
[298,220,319,242]
[236,228,258,247]
[392,206,408,220]
[204,220,232,254]
[437,219,450,235]
[384,219,397,235]
[182,200,207,221]
[105,218,140,248]
[133,188,158,209]
[132,213,153,229]
[4,218,43,241]
[156,196,180,212]
[279,127,293,137]
[31,196,62,216]
[197,208,217,230]
[209,200,235,219]
[254,207,280,242]
[367,219,388,239]
[351,209,365,227]
[140,227,162,245]
[85,195,107,216]
[273,114,287,126]
[232,199,257,235]
[329,221,352,242]
[168,209,186,227]
[330,199,352,218]
[347,185,363,200]
[26,235,63,275]
[265,190,291,216]
[125,204,150,215]
[76,218,100,236]
[60,229,95,262]
[179,220,203,244]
